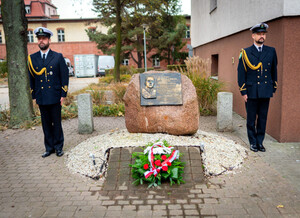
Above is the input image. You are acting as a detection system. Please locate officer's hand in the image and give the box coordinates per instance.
[60,97,65,105]
[243,94,248,102]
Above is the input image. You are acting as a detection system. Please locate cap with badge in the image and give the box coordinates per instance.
[34,27,53,38]
[250,23,269,33]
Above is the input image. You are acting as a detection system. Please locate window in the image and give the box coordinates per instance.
[211,54,219,78]
[152,56,160,67]
[57,29,65,42]
[210,0,217,13]
[27,30,34,43]
[186,26,190,38]
[0,31,2,44]
[122,59,129,66]
[25,5,31,14]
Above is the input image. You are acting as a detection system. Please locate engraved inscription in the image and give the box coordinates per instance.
[140,73,182,106]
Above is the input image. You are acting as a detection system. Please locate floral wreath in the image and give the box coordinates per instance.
[130,140,185,188]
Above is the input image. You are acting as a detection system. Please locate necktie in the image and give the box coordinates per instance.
[42,54,46,65]
[258,47,262,52]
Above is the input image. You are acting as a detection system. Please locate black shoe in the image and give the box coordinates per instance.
[42,150,54,158]
[250,144,258,152]
[56,150,64,157]
[257,144,266,152]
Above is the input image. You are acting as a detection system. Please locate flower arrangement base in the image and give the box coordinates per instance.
[130,140,185,188]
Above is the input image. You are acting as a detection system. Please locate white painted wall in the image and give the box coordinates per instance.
[191,0,300,47]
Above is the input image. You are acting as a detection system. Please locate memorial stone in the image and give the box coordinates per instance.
[78,93,94,134]
[124,71,199,135]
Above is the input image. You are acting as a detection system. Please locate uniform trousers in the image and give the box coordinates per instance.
[245,98,270,146]
[39,103,64,152]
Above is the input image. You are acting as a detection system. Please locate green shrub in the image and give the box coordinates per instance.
[99,74,131,84]
[112,83,127,103]
[93,103,125,117]
[0,61,8,78]
[180,56,224,116]
[167,64,187,72]
[136,67,155,73]
[61,103,78,119]
[106,66,140,75]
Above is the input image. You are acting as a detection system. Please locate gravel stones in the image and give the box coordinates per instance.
[65,129,247,179]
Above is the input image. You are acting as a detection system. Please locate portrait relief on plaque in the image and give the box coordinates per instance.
[140,72,183,106]
[142,76,157,99]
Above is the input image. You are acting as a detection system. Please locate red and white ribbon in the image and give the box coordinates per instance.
[144,142,179,179]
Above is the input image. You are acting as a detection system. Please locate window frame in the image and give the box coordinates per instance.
[152,56,160,67]
[57,29,65,42]
[27,30,34,43]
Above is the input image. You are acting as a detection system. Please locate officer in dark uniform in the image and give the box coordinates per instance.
[28,27,69,158]
[237,22,278,152]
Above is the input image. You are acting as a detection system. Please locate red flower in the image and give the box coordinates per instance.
[143,164,149,170]
[167,161,172,166]
[162,166,168,171]
[161,155,167,160]
[156,168,160,173]
[155,160,161,166]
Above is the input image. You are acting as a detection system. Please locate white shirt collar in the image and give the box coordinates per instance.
[40,49,50,59]
[254,44,263,52]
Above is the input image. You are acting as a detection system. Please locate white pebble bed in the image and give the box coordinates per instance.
[66,129,248,179]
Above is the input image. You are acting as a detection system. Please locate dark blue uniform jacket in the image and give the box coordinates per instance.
[28,50,69,105]
[238,45,278,99]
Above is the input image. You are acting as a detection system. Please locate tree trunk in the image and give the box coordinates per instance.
[2,0,34,126]
[137,51,143,68]
[114,0,121,82]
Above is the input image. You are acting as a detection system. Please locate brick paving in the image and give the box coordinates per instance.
[0,115,299,217]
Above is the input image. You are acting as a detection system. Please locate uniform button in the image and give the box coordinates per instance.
[50,66,52,68]
[257,76,260,78]
[265,81,267,83]
[257,82,260,84]
[268,63,270,65]
[265,76,267,78]
[257,70,260,72]
[49,86,51,88]
[40,80,43,82]
[41,87,44,89]
[48,80,50,82]
[265,69,267,71]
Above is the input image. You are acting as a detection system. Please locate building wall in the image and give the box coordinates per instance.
[193,17,300,142]
[280,17,300,142]
[191,0,300,47]
[0,20,105,44]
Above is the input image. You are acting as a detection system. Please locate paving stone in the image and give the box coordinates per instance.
[136,210,153,218]
[204,198,218,204]
[184,209,200,215]
[107,205,121,211]
[101,201,116,206]
[153,210,167,216]
[122,205,136,211]
[169,209,183,215]
[168,204,182,210]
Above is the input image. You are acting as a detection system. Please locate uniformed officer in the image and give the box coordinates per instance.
[28,27,69,158]
[237,22,278,152]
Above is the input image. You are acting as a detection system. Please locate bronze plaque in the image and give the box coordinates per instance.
[140,72,182,106]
